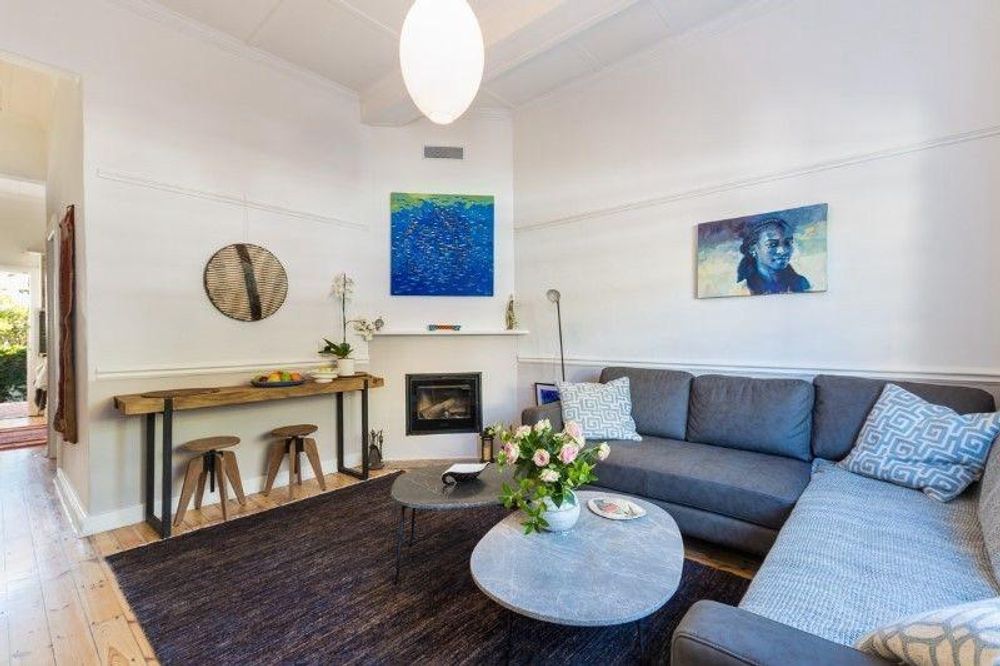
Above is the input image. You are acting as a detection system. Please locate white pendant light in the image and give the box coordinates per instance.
[399,0,485,125]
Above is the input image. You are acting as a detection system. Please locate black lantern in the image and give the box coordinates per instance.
[480,429,495,463]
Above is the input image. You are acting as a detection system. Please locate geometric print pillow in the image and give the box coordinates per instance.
[557,377,641,442]
[855,597,1000,666]
[840,384,1000,502]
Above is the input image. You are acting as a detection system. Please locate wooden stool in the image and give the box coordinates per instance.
[263,424,325,498]
[173,436,246,526]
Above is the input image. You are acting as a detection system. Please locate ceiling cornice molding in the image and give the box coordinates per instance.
[106,0,360,102]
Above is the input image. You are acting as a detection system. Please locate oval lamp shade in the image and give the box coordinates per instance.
[400,0,484,125]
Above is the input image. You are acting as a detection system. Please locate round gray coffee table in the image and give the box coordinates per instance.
[471,491,683,657]
[390,464,512,583]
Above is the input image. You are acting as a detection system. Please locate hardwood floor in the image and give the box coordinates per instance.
[1,448,760,665]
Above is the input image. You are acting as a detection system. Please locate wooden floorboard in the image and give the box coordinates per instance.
[1,448,760,664]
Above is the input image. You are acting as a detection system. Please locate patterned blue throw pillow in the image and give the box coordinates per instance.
[557,377,642,442]
[840,384,1000,502]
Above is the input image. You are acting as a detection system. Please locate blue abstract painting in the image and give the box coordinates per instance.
[390,193,495,296]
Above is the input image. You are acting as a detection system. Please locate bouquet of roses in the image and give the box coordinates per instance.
[495,419,610,533]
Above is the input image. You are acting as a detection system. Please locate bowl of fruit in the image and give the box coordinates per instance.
[251,370,305,388]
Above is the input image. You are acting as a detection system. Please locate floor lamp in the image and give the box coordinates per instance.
[546,289,566,382]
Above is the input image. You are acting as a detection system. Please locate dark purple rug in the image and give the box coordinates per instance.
[107,472,750,665]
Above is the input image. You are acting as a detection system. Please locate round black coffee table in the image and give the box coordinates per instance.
[390,464,511,583]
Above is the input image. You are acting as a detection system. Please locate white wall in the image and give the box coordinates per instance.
[0,0,514,531]
[514,0,1000,405]
[0,178,45,268]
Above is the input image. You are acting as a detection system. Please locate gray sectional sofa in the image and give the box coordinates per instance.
[522,367,1000,665]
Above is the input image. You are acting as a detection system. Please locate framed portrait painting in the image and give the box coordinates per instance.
[696,203,828,299]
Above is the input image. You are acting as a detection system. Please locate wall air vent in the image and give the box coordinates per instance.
[423,145,464,160]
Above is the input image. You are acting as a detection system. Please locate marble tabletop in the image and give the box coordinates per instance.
[470,491,683,627]
[390,464,513,510]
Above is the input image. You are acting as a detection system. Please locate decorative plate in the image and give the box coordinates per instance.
[251,379,306,388]
[441,462,489,485]
[587,497,646,521]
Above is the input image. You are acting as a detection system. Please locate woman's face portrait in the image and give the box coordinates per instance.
[752,224,794,273]
[695,203,827,299]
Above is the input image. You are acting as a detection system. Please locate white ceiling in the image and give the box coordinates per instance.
[152,0,747,125]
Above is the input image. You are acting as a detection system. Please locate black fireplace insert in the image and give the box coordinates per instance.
[406,373,483,436]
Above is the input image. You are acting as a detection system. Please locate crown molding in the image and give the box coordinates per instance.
[515,123,1000,233]
[106,0,359,101]
[96,168,367,230]
[517,355,1000,386]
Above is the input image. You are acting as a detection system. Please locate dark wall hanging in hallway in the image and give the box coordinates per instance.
[203,243,288,322]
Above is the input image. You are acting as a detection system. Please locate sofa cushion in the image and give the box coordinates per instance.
[599,367,693,440]
[980,443,1000,584]
[592,436,811,529]
[687,374,814,461]
[558,377,642,441]
[740,462,999,647]
[839,383,1000,501]
[812,375,996,461]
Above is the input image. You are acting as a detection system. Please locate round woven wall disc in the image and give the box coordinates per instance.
[203,243,288,322]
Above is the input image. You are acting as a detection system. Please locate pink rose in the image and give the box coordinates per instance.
[532,449,550,467]
[502,441,519,463]
[597,442,610,461]
[558,443,580,464]
[564,421,584,443]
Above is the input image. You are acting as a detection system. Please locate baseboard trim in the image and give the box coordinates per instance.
[54,468,88,536]
[517,355,1000,385]
[63,455,352,536]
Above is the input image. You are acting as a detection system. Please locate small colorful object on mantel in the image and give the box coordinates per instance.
[428,324,462,331]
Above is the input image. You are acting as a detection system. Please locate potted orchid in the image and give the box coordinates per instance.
[320,273,384,375]
[496,419,610,534]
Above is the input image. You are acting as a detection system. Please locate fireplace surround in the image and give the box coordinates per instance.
[406,373,483,436]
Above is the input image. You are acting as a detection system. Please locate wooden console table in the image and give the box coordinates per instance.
[113,374,384,539]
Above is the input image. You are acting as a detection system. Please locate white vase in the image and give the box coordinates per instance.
[540,490,580,532]
[336,357,356,376]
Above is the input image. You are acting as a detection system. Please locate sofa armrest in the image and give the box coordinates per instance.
[671,601,890,666]
[521,401,563,430]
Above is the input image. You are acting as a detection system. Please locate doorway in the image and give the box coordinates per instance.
[0,266,46,449]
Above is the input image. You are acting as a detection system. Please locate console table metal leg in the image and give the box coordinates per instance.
[360,380,369,480]
[335,393,345,473]
[144,414,155,524]
[160,398,174,539]
[394,505,407,584]
[409,508,416,545]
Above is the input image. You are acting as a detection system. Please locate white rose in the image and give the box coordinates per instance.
[539,468,559,483]
[514,425,532,440]
[534,419,552,433]
[597,442,611,461]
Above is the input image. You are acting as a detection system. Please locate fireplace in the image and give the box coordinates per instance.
[406,373,482,436]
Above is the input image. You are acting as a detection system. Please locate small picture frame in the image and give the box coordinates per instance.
[534,383,560,406]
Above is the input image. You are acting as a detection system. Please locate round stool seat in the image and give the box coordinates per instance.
[181,436,240,453]
[271,424,318,439]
